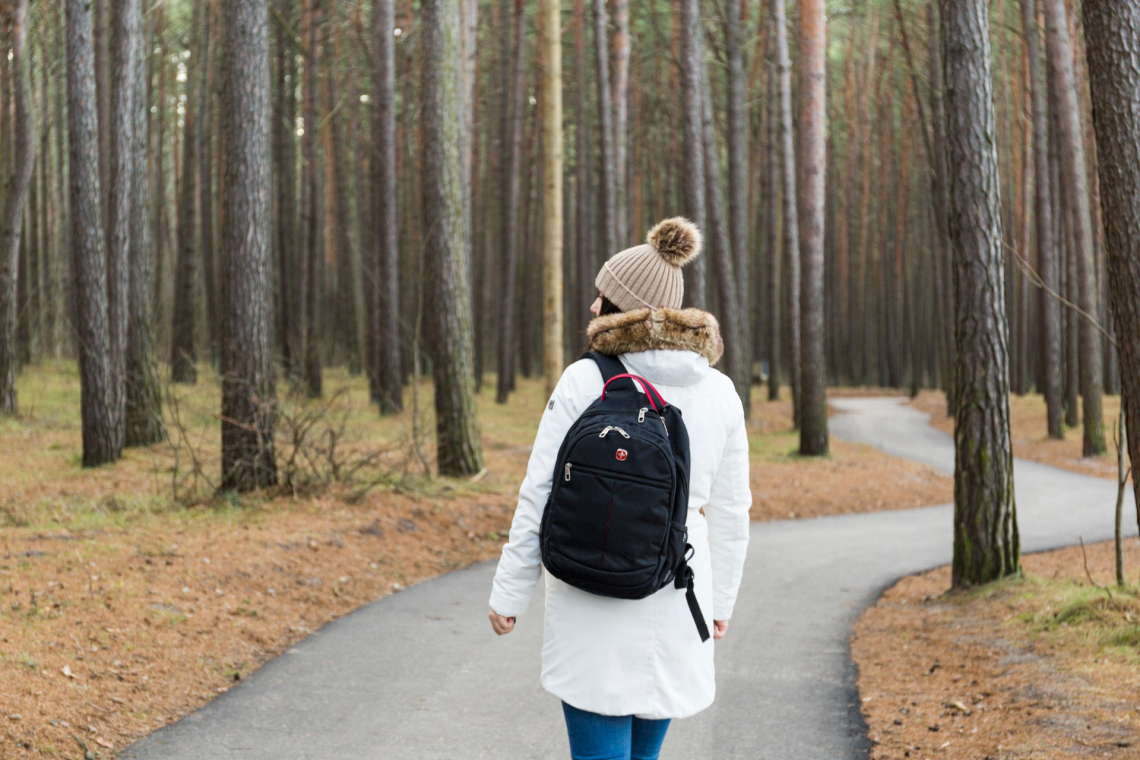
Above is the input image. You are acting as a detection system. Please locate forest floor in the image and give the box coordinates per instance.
[854,539,1140,759]
[0,364,951,758]
[910,391,1124,481]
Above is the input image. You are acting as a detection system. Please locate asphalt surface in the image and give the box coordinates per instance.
[123,397,1134,760]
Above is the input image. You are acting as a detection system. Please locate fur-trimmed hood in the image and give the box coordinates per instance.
[586,308,724,367]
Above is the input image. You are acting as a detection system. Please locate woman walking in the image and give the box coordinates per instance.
[489,218,752,760]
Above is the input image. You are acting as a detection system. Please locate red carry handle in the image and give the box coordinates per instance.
[600,373,667,411]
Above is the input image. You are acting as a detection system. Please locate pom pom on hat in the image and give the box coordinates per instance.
[647,217,702,267]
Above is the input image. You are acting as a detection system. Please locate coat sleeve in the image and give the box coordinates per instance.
[489,360,601,618]
[704,395,752,621]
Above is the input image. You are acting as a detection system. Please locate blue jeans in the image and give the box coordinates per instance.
[561,701,671,760]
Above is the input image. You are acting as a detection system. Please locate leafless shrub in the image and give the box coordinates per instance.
[163,379,407,506]
[274,387,402,496]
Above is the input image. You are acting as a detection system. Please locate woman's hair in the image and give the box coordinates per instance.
[598,296,622,316]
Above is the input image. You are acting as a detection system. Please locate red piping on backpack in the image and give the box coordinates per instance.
[600,373,667,410]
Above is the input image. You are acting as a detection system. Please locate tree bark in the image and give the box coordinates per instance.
[798,0,828,454]
[612,0,630,244]
[325,23,359,373]
[272,0,296,374]
[593,0,616,257]
[766,49,781,402]
[725,0,749,348]
[574,0,591,343]
[941,0,1019,588]
[495,0,526,404]
[422,0,484,476]
[929,3,954,415]
[106,0,141,457]
[679,0,706,308]
[541,0,563,397]
[0,0,33,415]
[198,3,219,368]
[68,0,117,466]
[124,0,163,446]
[372,0,401,413]
[773,0,800,424]
[297,0,322,398]
[170,1,201,384]
[1082,0,1140,537]
[1022,0,1063,439]
[1042,0,1105,456]
[699,61,749,409]
[219,0,278,492]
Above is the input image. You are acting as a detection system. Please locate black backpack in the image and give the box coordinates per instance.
[539,352,709,642]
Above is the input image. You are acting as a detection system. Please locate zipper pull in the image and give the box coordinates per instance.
[564,463,572,481]
[638,408,647,423]
[599,426,611,438]
[615,426,630,439]
[660,418,669,436]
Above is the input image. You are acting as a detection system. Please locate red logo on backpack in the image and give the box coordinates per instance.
[615,449,628,461]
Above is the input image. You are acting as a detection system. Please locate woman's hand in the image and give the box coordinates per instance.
[713,620,728,640]
[489,609,516,636]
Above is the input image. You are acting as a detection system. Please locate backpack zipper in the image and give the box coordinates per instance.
[638,408,647,423]
[565,462,672,489]
[564,463,572,481]
[598,426,631,439]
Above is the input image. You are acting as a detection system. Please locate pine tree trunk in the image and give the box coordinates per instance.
[198,4,218,368]
[766,49,781,402]
[422,0,484,476]
[372,0,401,414]
[298,0,322,398]
[1082,0,1140,532]
[573,0,592,337]
[798,0,828,454]
[272,0,295,374]
[679,0,706,308]
[1022,0,1063,439]
[593,0,616,257]
[0,0,33,415]
[170,1,201,384]
[124,0,163,446]
[725,0,749,348]
[495,0,525,404]
[773,0,800,425]
[1042,0,1105,456]
[106,0,140,458]
[699,63,749,407]
[325,24,359,374]
[219,0,277,492]
[929,3,954,415]
[55,2,73,357]
[68,0,117,466]
[541,0,564,397]
[941,0,1019,588]
[612,0,629,244]
[151,6,167,342]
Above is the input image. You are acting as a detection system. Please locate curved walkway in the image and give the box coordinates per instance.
[123,398,1134,759]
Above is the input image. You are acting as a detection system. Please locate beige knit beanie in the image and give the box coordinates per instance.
[595,218,702,312]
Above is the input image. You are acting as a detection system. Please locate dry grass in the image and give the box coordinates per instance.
[854,540,1140,759]
[910,390,1124,481]
[0,365,952,757]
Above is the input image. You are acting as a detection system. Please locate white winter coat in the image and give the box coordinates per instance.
[489,308,752,720]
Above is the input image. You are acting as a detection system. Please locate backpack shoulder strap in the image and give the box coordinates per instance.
[581,351,627,383]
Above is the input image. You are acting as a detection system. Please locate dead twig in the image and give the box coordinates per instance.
[1006,241,1117,349]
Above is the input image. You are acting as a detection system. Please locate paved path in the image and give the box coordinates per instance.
[123,398,1134,760]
